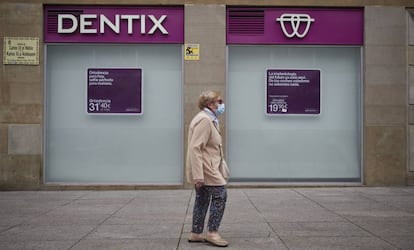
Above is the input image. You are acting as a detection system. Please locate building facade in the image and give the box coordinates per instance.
[1,0,413,189]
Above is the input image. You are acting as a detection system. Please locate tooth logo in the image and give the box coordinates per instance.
[276,14,315,38]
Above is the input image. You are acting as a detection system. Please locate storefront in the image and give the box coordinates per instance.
[0,1,412,189]
[226,7,364,182]
[43,5,184,184]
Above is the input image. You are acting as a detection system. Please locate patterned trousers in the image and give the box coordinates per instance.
[191,185,227,234]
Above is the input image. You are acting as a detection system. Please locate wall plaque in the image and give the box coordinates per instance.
[3,37,39,65]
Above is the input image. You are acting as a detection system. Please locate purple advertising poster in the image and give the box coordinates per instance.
[87,68,142,114]
[266,69,320,115]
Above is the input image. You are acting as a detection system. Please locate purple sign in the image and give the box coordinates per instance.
[266,69,320,115]
[87,69,142,114]
[227,8,363,45]
[44,5,184,43]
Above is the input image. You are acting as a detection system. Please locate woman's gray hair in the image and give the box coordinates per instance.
[198,90,220,110]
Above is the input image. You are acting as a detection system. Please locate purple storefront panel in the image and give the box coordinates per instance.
[44,5,184,43]
[87,69,142,114]
[227,8,363,45]
[266,69,320,115]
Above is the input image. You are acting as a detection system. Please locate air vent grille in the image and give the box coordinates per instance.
[228,9,265,35]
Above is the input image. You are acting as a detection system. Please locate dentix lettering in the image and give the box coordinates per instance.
[58,14,168,35]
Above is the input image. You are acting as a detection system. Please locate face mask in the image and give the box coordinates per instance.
[215,103,225,115]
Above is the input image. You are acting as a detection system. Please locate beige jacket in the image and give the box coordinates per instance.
[186,110,230,186]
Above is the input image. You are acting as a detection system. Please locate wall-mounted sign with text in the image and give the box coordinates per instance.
[266,69,320,115]
[44,5,184,44]
[87,68,142,115]
[184,44,200,60]
[3,37,39,65]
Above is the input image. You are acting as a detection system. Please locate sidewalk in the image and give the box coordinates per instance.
[0,187,414,249]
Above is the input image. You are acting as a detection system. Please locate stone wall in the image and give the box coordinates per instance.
[184,4,227,188]
[364,7,407,185]
[408,10,414,183]
[0,3,43,189]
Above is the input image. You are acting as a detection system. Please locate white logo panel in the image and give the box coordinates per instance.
[276,14,315,38]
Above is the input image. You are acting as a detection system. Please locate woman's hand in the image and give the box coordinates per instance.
[195,179,204,189]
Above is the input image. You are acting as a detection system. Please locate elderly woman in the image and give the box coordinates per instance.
[186,90,230,247]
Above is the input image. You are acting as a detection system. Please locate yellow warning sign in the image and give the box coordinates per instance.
[184,44,200,60]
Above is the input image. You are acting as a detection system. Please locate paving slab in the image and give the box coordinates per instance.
[0,225,95,241]
[25,213,109,226]
[0,191,88,201]
[0,199,66,216]
[385,236,414,250]
[183,222,275,239]
[78,191,142,200]
[280,236,398,250]
[105,214,185,224]
[71,239,179,250]
[0,240,75,250]
[261,208,346,222]
[86,224,182,240]
[269,221,372,237]
[355,220,414,237]
[179,236,287,250]
[46,200,125,216]
[0,215,34,228]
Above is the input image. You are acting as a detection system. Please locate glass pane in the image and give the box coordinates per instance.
[45,45,182,184]
[228,46,361,181]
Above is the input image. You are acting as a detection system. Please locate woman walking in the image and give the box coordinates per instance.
[186,90,230,247]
